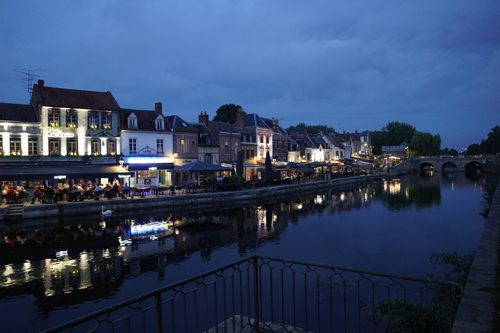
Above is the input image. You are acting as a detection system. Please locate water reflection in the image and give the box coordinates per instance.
[0,173,492,331]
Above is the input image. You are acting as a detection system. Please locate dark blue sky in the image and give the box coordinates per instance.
[1,1,499,150]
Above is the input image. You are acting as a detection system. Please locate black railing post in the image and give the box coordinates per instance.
[445,284,452,333]
[252,256,260,330]
[155,294,164,333]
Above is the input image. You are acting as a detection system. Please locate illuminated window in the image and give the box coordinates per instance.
[88,112,98,126]
[49,139,59,153]
[181,139,185,153]
[10,138,21,152]
[91,139,99,154]
[157,139,164,154]
[129,139,137,154]
[28,138,38,155]
[108,140,115,154]
[48,110,60,126]
[67,111,77,127]
[67,140,77,153]
[0,137,2,154]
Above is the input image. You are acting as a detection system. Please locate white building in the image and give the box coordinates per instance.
[120,103,175,187]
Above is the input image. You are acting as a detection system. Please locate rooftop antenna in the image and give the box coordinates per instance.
[11,69,46,95]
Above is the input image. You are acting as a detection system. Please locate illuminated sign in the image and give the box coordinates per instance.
[118,174,131,178]
[148,167,157,170]
[47,128,75,138]
[54,175,66,179]
[125,156,174,164]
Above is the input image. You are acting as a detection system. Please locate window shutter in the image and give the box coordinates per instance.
[186,140,190,153]
[177,138,181,153]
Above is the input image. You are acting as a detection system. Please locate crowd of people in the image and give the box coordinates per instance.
[1,179,131,205]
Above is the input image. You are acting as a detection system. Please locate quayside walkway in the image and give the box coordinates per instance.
[0,175,376,221]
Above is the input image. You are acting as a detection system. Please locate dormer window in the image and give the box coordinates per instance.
[156,118,164,130]
[128,114,137,129]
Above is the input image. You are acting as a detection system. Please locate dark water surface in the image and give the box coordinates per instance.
[0,172,491,332]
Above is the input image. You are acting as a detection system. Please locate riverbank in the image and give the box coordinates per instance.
[0,176,376,223]
[453,179,500,332]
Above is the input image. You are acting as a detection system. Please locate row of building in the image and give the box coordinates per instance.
[0,80,373,187]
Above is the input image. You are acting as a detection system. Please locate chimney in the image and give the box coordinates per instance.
[199,111,209,126]
[236,108,245,129]
[155,102,162,115]
[38,80,44,89]
[355,129,358,134]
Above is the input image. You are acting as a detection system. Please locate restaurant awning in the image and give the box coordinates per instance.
[174,161,232,172]
[127,163,174,171]
[0,165,134,181]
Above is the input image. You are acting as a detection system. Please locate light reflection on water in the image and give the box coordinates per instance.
[0,172,491,332]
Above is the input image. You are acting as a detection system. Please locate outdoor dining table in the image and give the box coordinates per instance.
[135,187,150,197]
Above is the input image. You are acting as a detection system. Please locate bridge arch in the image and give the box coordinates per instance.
[465,161,482,173]
[442,161,458,172]
[419,162,435,171]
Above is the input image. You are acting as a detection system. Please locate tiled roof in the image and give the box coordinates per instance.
[120,108,171,132]
[164,115,197,131]
[238,113,269,128]
[0,103,38,122]
[211,121,239,133]
[190,123,219,146]
[31,81,120,111]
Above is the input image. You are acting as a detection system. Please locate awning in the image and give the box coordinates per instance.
[174,161,232,172]
[0,165,134,181]
[127,163,175,171]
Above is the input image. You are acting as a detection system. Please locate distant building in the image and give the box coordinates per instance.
[382,142,408,158]
[0,102,40,157]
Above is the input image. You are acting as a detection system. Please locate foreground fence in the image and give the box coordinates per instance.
[42,255,462,333]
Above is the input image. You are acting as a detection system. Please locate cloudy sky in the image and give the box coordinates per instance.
[1,1,499,150]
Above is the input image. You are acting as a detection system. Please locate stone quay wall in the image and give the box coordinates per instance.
[0,176,374,222]
[453,179,500,332]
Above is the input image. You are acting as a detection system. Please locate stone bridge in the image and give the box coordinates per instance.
[390,156,490,174]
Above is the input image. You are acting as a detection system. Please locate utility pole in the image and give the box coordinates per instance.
[11,69,46,95]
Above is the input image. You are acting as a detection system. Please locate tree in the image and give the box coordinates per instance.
[369,122,416,155]
[408,132,441,156]
[286,123,335,135]
[465,126,500,155]
[213,104,243,124]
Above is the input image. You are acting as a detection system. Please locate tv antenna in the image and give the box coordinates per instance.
[11,69,46,95]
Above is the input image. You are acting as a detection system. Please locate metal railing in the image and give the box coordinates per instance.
[41,255,462,333]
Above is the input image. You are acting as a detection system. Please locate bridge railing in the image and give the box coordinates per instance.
[41,255,462,333]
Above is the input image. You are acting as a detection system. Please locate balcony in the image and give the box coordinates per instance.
[42,256,461,333]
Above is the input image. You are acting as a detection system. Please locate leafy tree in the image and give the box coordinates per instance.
[466,126,500,155]
[213,104,243,124]
[369,122,416,155]
[409,132,441,156]
[467,143,482,155]
[286,123,335,135]
[449,148,458,156]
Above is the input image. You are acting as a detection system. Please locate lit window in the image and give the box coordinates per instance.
[157,139,164,154]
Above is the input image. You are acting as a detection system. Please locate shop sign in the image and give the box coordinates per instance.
[118,174,131,178]
[54,175,66,179]
[138,147,156,155]
[47,128,75,138]
[149,167,157,170]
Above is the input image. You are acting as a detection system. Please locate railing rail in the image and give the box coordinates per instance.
[41,255,462,333]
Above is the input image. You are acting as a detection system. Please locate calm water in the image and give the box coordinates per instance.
[0,172,491,332]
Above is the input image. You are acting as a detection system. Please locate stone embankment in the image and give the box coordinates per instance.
[453,180,500,332]
[0,176,375,222]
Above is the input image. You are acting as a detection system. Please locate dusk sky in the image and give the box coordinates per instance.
[1,1,499,150]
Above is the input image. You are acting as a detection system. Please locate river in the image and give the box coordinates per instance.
[0,172,492,332]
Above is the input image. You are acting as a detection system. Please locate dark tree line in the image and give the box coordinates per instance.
[466,126,500,155]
